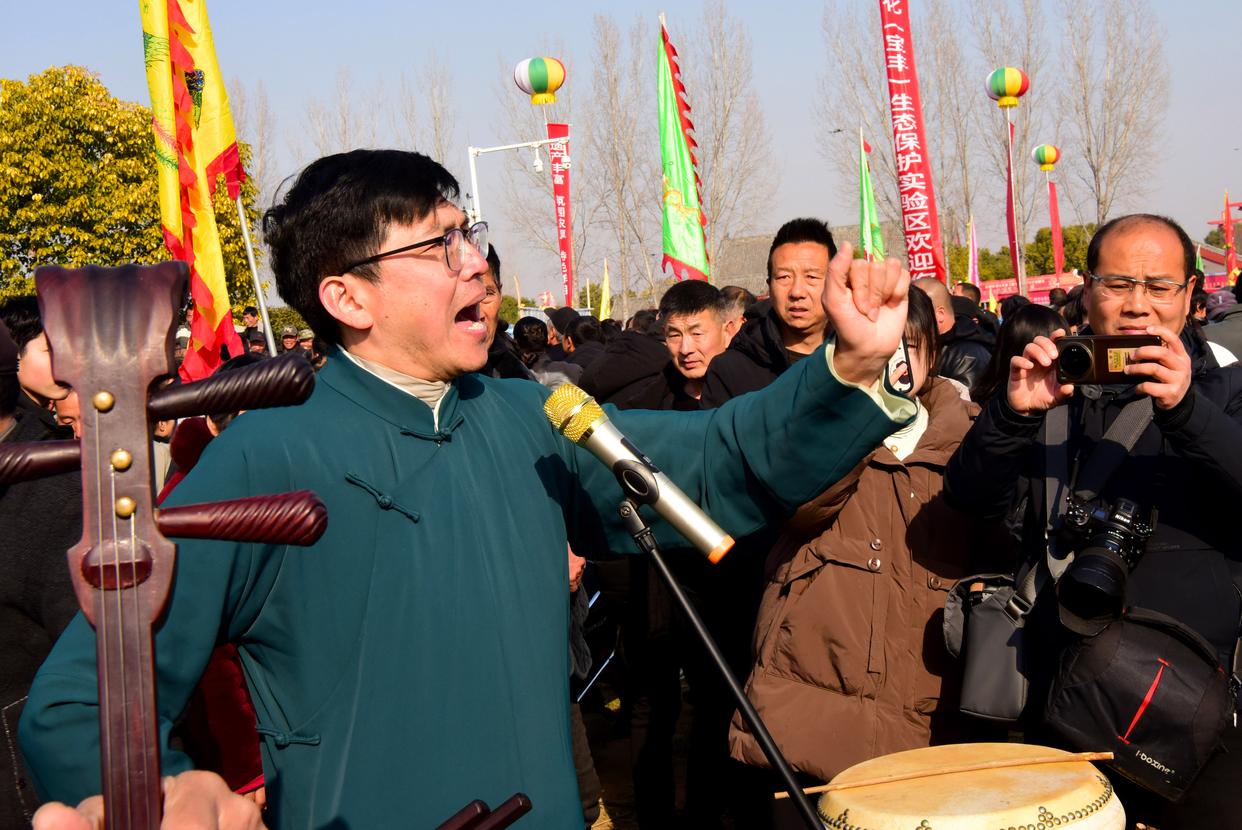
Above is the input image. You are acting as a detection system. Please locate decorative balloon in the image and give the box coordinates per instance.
[986,67,1029,109]
[514,57,566,105]
[1032,144,1060,171]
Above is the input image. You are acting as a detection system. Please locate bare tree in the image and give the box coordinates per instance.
[683,0,777,268]
[424,57,457,172]
[302,68,380,158]
[1059,0,1168,225]
[581,14,662,319]
[228,78,277,209]
[916,0,980,251]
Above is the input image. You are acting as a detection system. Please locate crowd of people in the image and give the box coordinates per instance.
[1,147,1239,830]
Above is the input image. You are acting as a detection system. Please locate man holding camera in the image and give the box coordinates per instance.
[945,214,1242,826]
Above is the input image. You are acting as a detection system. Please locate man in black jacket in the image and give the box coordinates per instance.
[700,218,833,406]
[945,213,1242,827]
[916,277,994,391]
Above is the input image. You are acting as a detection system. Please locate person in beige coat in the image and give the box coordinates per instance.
[729,286,1011,787]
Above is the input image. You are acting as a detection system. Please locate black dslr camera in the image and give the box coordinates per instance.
[1056,497,1156,632]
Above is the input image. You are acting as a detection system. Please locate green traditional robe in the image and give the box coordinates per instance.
[21,343,911,828]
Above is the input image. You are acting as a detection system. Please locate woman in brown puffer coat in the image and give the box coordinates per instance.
[729,286,1011,785]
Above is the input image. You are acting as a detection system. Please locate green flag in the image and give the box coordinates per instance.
[1196,244,1204,274]
[658,19,710,282]
[859,129,885,262]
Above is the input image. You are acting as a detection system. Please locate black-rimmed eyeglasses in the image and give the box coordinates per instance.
[344,221,489,275]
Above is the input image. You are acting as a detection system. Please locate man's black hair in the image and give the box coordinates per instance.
[627,309,659,333]
[1048,287,1068,307]
[1086,214,1196,281]
[954,281,981,305]
[486,247,502,293]
[1191,290,1209,314]
[243,306,259,317]
[565,316,603,348]
[720,285,757,315]
[1000,294,1030,322]
[766,218,838,278]
[0,296,44,352]
[262,149,461,346]
[658,280,725,320]
[513,316,548,355]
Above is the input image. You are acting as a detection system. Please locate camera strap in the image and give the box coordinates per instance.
[1069,396,1154,503]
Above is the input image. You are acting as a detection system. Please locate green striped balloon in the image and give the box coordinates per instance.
[514,57,566,105]
[986,67,1029,109]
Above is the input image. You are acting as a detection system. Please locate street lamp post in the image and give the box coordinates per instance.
[466,137,564,224]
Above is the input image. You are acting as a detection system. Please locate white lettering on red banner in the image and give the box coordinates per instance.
[880,0,947,282]
[546,123,575,305]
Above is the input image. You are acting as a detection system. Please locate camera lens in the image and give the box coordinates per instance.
[1057,548,1128,635]
[1059,343,1093,381]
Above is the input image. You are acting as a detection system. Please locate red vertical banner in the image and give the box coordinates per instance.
[546,122,575,306]
[879,0,947,283]
[1048,179,1065,276]
[1004,121,1023,289]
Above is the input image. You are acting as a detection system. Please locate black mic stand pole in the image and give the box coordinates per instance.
[614,464,822,830]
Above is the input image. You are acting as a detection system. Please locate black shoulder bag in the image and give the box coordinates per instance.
[942,403,1074,723]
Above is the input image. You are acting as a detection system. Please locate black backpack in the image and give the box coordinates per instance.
[1044,606,1237,802]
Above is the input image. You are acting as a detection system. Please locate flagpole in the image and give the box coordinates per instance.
[235,196,276,355]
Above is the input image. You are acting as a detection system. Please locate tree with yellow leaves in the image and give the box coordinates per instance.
[0,65,259,306]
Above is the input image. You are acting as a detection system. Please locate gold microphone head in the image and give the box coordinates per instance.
[544,383,607,444]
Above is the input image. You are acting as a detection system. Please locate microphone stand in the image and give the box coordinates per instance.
[613,463,822,830]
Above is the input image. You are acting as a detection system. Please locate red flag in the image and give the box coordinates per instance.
[1004,121,1021,286]
[878,0,948,282]
[1048,180,1065,276]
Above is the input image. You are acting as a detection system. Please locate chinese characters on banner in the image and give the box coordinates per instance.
[879,0,947,283]
[546,122,575,306]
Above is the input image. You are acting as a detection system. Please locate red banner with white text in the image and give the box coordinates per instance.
[547,123,575,306]
[879,0,947,282]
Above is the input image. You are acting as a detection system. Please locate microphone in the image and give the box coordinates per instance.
[544,384,734,563]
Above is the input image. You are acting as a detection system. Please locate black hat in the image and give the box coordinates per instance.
[547,306,580,335]
[246,328,266,343]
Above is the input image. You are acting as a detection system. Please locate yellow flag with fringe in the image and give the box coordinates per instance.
[140,0,244,380]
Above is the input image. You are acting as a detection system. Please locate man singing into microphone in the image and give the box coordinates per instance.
[23,150,914,830]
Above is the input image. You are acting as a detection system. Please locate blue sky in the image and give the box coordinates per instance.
[3,1,1240,297]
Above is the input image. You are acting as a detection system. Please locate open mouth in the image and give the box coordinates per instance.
[454,301,485,334]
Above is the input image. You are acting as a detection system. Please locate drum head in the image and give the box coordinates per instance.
[817,743,1125,830]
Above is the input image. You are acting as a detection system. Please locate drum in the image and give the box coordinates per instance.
[816,742,1125,829]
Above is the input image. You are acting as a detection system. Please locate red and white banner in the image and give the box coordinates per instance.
[878,0,947,283]
[546,122,575,306]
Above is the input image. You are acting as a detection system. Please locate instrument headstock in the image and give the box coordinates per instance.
[13,262,327,829]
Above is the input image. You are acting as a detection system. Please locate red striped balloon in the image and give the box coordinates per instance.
[986,67,1029,109]
[1032,144,1060,171]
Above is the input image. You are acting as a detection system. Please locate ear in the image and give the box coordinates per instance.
[319,274,376,335]
[723,316,738,345]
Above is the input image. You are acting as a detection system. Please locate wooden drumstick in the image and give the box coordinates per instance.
[773,751,1114,800]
